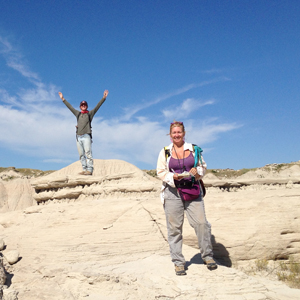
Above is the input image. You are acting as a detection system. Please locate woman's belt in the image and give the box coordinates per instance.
[176,181,194,188]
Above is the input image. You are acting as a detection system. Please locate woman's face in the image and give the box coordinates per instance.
[170,126,185,144]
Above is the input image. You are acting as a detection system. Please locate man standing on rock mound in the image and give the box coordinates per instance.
[58,90,109,175]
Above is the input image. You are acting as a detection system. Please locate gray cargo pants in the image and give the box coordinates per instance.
[164,185,214,267]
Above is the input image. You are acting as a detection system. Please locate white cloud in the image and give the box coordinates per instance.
[185,119,242,145]
[0,36,39,81]
[0,36,240,169]
[162,98,215,120]
[121,77,228,120]
[43,158,73,164]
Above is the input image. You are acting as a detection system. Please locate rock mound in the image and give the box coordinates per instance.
[31,159,160,203]
[204,164,300,188]
[0,179,35,213]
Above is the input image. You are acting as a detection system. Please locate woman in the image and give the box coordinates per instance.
[156,121,217,275]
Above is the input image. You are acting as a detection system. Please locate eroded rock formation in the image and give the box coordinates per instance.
[31,159,160,202]
[0,159,300,299]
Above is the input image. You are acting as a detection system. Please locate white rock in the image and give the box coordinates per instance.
[0,239,5,251]
[4,250,19,265]
[3,289,19,300]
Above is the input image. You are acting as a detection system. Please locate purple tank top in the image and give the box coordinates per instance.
[169,152,195,173]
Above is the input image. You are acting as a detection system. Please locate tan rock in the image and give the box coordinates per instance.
[0,179,35,213]
[0,257,6,285]
[0,160,299,299]
[2,289,19,300]
[4,250,20,265]
[0,239,5,251]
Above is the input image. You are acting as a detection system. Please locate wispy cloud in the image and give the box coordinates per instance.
[162,98,215,120]
[43,158,73,164]
[201,68,225,74]
[0,36,240,169]
[0,36,39,81]
[121,77,229,120]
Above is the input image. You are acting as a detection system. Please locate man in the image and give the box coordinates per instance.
[58,90,109,175]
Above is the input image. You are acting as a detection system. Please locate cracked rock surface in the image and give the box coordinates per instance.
[0,192,300,299]
[0,159,299,299]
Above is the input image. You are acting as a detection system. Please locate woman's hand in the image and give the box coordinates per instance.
[190,167,201,180]
[189,167,197,176]
[173,173,179,180]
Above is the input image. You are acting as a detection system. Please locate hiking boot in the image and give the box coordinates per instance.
[78,171,87,175]
[84,171,93,175]
[175,265,186,276]
[204,258,218,270]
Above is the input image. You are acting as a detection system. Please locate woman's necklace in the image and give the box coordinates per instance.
[173,146,186,172]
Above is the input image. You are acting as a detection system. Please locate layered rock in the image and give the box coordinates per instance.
[0,179,35,213]
[31,159,160,202]
[0,159,300,299]
[204,164,300,188]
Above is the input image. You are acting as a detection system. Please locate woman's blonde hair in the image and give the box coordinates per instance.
[169,121,185,134]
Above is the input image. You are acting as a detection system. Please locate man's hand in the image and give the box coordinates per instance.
[103,90,109,98]
[58,92,65,101]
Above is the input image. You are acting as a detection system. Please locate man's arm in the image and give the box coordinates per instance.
[58,92,66,101]
[58,92,79,117]
[89,90,109,119]
[103,90,109,98]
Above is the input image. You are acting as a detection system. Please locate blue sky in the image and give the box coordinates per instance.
[0,0,299,171]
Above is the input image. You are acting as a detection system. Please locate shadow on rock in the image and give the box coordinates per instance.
[184,235,231,267]
[211,235,232,267]
[186,253,204,268]
[5,271,14,287]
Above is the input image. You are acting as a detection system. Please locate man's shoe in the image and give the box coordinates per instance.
[204,258,218,270]
[78,171,87,175]
[84,171,93,175]
[175,265,186,276]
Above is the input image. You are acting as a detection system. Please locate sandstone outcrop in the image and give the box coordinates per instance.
[31,159,159,202]
[204,163,300,188]
[0,178,35,213]
[0,159,299,299]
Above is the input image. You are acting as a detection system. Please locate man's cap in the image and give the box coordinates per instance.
[80,100,88,107]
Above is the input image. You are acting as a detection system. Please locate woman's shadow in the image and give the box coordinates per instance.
[186,235,232,268]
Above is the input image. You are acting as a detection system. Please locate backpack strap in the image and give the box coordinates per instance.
[164,146,171,160]
[192,144,206,197]
[192,144,203,166]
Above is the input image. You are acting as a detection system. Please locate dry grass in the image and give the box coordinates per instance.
[237,257,300,289]
[206,168,256,179]
[145,168,256,179]
[276,257,300,289]
[143,169,157,177]
[0,167,54,179]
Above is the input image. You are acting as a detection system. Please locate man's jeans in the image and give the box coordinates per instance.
[164,185,214,267]
[76,134,93,173]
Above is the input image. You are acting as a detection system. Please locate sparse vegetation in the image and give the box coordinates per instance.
[0,167,55,179]
[276,257,300,289]
[206,168,256,179]
[255,259,269,271]
[3,176,17,181]
[144,169,157,177]
[262,162,300,173]
[144,167,257,179]
[237,257,300,290]
[143,160,300,179]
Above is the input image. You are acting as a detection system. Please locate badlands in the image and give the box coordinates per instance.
[0,159,300,300]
